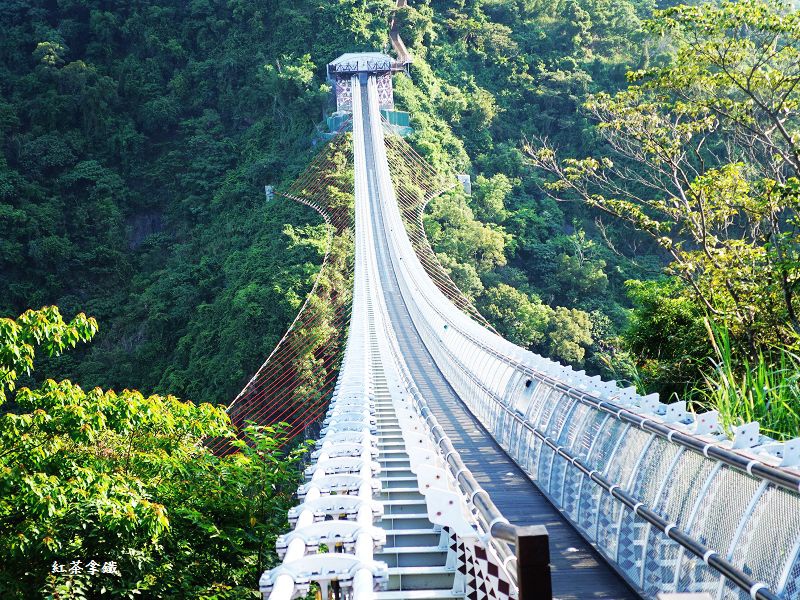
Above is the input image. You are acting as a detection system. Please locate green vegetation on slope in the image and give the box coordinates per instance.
[392,0,798,437]
[528,0,800,436]
[0,0,391,405]
[0,307,305,598]
[390,0,662,375]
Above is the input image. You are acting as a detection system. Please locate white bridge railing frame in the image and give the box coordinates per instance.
[369,78,800,599]
[364,76,529,595]
[260,76,389,600]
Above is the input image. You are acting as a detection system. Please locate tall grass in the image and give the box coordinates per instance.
[688,322,800,441]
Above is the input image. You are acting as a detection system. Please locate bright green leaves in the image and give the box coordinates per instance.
[479,283,595,366]
[693,324,800,439]
[0,307,97,405]
[621,277,711,393]
[547,306,594,365]
[481,283,550,347]
[554,230,609,304]
[0,306,304,597]
[33,41,67,67]
[261,54,330,135]
[472,173,513,222]
[425,190,510,274]
[529,0,800,352]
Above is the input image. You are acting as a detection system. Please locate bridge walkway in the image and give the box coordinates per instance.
[361,83,639,600]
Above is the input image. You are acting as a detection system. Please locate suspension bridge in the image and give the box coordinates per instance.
[211,52,800,600]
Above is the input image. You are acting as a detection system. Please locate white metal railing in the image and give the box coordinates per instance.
[260,72,533,600]
[363,76,525,596]
[260,75,388,600]
[366,73,800,600]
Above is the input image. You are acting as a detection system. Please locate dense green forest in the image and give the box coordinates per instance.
[4,0,796,415]
[0,0,393,405]
[0,0,661,407]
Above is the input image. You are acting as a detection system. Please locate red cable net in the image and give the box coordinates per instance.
[208,133,355,454]
[208,129,493,454]
[383,132,497,333]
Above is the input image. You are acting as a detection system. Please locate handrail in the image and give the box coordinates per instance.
[416,283,800,493]
[371,75,797,597]
[365,75,552,599]
[436,334,781,600]
[386,223,787,599]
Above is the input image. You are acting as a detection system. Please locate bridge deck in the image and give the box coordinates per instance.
[363,87,638,600]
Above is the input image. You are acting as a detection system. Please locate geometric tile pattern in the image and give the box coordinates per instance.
[376,72,394,109]
[335,73,393,112]
[455,537,515,600]
[336,78,353,111]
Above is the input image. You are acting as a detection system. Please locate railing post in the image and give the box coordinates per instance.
[515,525,552,600]
[491,522,552,600]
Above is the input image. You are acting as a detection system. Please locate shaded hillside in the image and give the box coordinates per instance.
[0,0,393,403]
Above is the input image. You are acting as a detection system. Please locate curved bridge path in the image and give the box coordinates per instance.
[259,68,800,600]
[362,84,637,600]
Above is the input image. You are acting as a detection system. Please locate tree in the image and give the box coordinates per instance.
[425,191,509,274]
[0,307,304,598]
[0,306,97,404]
[623,278,710,393]
[529,0,800,352]
[480,284,550,347]
[472,173,513,222]
[554,229,609,304]
[437,253,485,302]
[261,54,329,135]
[546,306,594,366]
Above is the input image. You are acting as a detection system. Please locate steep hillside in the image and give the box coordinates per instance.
[390,0,664,378]
[0,0,393,403]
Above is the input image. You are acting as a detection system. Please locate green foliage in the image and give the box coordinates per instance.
[0,307,97,404]
[623,278,710,394]
[472,173,513,222]
[546,306,594,365]
[0,307,304,598]
[690,323,800,441]
[528,0,800,431]
[530,0,800,352]
[480,284,550,346]
[424,190,509,274]
[478,284,595,366]
[437,254,484,302]
[0,0,387,405]
[553,229,609,305]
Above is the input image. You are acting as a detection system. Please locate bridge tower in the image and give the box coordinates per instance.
[326,53,412,136]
